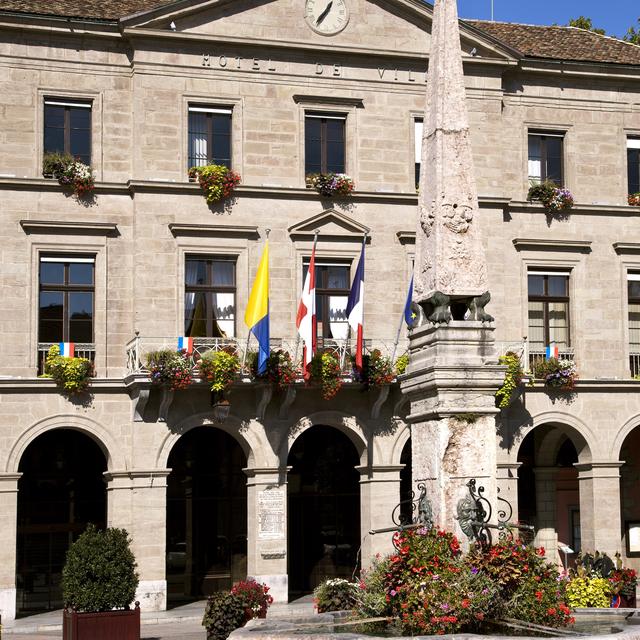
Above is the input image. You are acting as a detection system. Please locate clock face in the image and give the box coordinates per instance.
[304,0,349,35]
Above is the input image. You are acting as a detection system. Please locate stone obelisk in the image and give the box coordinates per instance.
[401,0,503,542]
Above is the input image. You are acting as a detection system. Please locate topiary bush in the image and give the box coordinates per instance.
[61,524,139,612]
[202,592,247,640]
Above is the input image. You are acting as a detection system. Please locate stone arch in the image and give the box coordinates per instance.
[156,412,267,470]
[610,414,640,461]
[284,411,368,465]
[6,414,125,473]
[508,411,595,465]
[390,424,411,467]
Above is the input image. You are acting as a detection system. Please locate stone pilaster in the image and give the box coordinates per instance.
[0,473,21,623]
[104,469,170,612]
[575,462,624,556]
[357,465,404,563]
[244,467,289,603]
[533,467,559,562]
[401,322,503,544]
[497,462,522,525]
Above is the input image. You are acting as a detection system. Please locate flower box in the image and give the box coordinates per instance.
[629,193,640,207]
[63,605,140,640]
[306,172,354,197]
[527,182,573,213]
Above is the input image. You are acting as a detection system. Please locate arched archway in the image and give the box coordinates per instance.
[517,423,582,565]
[287,425,360,597]
[166,427,247,604]
[399,437,412,523]
[17,429,107,614]
[619,426,640,565]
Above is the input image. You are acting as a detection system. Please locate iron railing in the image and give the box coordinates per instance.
[495,341,575,378]
[630,353,640,379]
[37,343,96,376]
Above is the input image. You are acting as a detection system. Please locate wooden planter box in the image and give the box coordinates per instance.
[63,604,140,640]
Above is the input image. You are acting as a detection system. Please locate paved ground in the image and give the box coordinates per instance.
[2,596,315,639]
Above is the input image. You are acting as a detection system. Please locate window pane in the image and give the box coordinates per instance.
[40,262,64,285]
[214,292,235,337]
[68,292,93,321]
[548,302,569,346]
[187,292,208,336]
[188,112,209,168]
[326,140,345,173]
[528,275,544,296]
[629,303,640,352]
[327,266,349,289]
[527,301,545,349]
[69,320,93,343]
[629,149,640,195]
[69,262,93,285]
[328,295,348,339]
[70,129,91,163]
[547,276,568,297]
[192,260,208,285]
[70,107,91,129]
[528,135,542,182]
[44,128,65,155]
[305,118,322,175]
[545,137,563,185]
[39,291,64,342]
[212,261,235,286]
[629,280,640,301]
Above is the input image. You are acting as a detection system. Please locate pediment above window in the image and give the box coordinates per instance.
[288,209,370,242]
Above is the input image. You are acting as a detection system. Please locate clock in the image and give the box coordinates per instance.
[304,0,349,35]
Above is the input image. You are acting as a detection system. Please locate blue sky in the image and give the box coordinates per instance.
[457,0,638,39]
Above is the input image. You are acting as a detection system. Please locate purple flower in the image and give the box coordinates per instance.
[471,567,479,574]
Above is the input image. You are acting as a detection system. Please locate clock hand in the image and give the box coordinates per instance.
[315,1,333,25]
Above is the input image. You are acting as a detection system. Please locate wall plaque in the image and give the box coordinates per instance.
[258,487,285,540]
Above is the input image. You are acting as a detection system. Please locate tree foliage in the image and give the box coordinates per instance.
[568,16,605,35]
[62,525,139,612]
[625,19,640,45]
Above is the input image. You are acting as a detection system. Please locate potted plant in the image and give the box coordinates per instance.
[250,349,299,389]
[42,151,95,197]
[533,357,577,391]
[61,524,140,640]
[189,164,241,203]
[202,579,273,640]
[394,353,409,376]
[313,578,359,613]
[629,193,640,207]
[495,351,530,408]
[44,344,93,394]
[145,349,193,390]
[353,349,395,389]
[310,350,343,399]
[527,181,573,213]
[306,172,355,197]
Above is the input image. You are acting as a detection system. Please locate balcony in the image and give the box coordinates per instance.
[495,341,575,375]
[37,342,96,376]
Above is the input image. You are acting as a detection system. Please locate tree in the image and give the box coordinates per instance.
[568,16,606,35]
[624,19,640,45]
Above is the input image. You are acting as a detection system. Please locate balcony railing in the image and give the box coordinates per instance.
[37,343,96,376]
[125,335,408,377]
[495,341,575,376]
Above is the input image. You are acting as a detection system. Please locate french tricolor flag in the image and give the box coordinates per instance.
[296,244,317,379]
[545,344,559,359]
[346,242,365,370]
[177,336,194,355]
[59,342,75,358]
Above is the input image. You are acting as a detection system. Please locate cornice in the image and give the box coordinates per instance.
[509,201,640,216]
[613,243,640,255]
[519,59,640,80]
[20,219,119,236]
[293,95,365,108]
[169,223,259,239]
[512,238,592,252]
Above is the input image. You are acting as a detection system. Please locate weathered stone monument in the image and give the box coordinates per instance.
[401,0,503,541]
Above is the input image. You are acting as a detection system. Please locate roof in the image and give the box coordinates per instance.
[467,20,640,66]
[0,0,639,67]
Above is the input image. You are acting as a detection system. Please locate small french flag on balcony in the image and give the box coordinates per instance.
[58,342,75,358]
[177,336,194,355]
[545,344,559,359]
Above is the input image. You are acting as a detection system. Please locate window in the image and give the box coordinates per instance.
[628,273,640,375]
[185,257,236,337]
[305,113,345,175]
[302,259,351,339]
[188,106,232,169]
[39,256,94,344]
[527,270,570,351]
[414,118,423,188]
[528,132,563,185]
[628,138,640,195]
[44,99,92,165]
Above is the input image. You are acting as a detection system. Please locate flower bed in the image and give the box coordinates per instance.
[528,181,574,213]
[306,172,354,197]
[43,152,95,198]
[189,164,241,203]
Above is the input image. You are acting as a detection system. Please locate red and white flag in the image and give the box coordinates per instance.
[296,245,317,378]
[346,243,365,369]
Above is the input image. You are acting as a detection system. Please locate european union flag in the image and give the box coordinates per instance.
[404,276,414,326]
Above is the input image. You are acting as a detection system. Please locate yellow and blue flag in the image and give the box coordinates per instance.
[245,241,270,375]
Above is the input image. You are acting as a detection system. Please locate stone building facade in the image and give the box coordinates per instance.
[0,0,640,622]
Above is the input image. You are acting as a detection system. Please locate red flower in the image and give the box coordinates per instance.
[461,599,470,609]
[535,591,543,601]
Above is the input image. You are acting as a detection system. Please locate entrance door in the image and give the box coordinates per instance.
[166,427,247,604]
[17,429,107,614]
[287,426,360,597]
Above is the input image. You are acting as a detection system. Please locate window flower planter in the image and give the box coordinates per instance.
[63,606,140,640]
[629,193,640,207]
[188,164,240,203]
[533,357,577,392]
[527,181,574,213]
[42,152,95,198]
[306,172,355,197]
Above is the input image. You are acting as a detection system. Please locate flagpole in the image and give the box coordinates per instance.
[391,275,411,364]
[242,228,270,371]
[294,229,320,367]
[357,231,368,365]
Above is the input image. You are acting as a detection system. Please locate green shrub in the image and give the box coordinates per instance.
[202,592,246,640]
[62,524,139,612]
[495,351,527,409]
[314,578,358,613]
[394,353,409,376]
[310,351,343,399]
[198,349,240,392]
[566,576,611,608]
[45,344,92,393]
[189,164,240,203]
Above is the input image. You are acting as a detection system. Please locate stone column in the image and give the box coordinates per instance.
[357,465,404,564]
[105,469,170,612]
[533,467,559,562]
[497,462,522,527]
[0,473,21,622]
[245,467,289,603]
[401,322,503,544]
[575,462,624,556]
